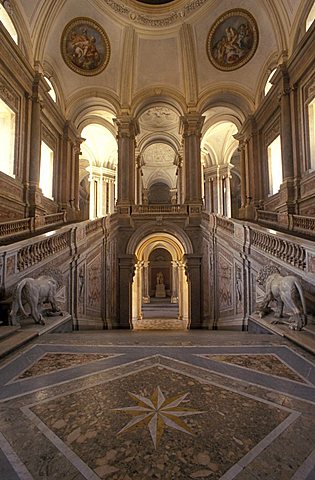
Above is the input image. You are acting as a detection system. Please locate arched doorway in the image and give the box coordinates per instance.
[131,233,189,329]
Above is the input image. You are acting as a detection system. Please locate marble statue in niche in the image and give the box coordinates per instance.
[257,265,307,331]
[155,271,166,298]
[9,276,61,326]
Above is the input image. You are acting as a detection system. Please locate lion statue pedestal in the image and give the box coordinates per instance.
[257,265,307,331]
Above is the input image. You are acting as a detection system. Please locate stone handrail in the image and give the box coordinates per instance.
[0,213,67,240]
[256,210,315,238]
[132,205,188,214]
[256,210,279,224]
[292,214,315,236]
[44,212,66,226]
[216,216,235,234]
[0,218,32,238]
[17,231,71,271]
[249,228,306,270]
[85,217,104,236]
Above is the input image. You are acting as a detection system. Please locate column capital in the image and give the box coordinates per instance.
[114,115,139,138]
[179,113,205,137]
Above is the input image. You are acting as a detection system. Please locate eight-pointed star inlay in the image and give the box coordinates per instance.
[113,386,204,448]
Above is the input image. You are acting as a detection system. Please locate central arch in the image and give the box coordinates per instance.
[131,232,189,329]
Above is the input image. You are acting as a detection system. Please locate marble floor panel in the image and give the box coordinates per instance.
[0,332,314,479]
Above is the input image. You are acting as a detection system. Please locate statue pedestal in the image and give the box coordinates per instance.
[155,284,166,298]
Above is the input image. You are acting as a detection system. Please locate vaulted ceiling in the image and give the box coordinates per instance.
[7,0,314,181]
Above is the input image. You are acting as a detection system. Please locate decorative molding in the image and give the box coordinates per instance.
[100,0,208,27]
[41,125,57,150]
[0,78,19,110]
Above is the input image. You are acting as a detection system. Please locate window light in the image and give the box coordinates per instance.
[267,135,283,195]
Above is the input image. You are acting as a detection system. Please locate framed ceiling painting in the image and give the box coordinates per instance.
[61,17,110,76]
[207,9,259,71]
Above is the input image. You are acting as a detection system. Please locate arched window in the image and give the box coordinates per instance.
[44,77,57,103]
[264,68,277,96]
[306,3,315,31]
[0,4,18,44]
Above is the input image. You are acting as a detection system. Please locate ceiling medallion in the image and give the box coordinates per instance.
[207,9,259,71]
[61,17,110,76]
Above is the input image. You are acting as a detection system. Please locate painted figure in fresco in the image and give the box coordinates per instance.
[70,28,100,70]
[213,20,253,65]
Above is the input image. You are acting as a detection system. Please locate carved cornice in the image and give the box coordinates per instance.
[0,78,19,111]
[42,124,57,150]
[99,0,208,28]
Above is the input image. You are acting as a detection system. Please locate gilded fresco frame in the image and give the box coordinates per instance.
[61,17,110,76]
[207,9,259,72]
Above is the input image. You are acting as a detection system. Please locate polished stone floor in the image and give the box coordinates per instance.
[0,330,315,480]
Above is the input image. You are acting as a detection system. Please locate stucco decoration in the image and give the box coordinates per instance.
[139,107,178,131]
[61,17,110,76]
[207,9,259,71]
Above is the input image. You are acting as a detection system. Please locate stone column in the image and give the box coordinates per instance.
[278,65,295,214]
[108,179,114,213]
[114,115,139,210]
[73,139,82,212]
[142,260,150,303]
[102,178,107,216]
[28,73,44,216]
[136,154,142,205]
[239,141,246,218]
[279,66,294,180]
[171,261,179,303]
[170,188,177,205]
[177,154,183,204]
[118,255,135,328]
[142,188,148,205]
[225,171,231,218]
[204,177,211,212]
[180,113,205,206]
[216,166,222,214]
[185,255,202,328]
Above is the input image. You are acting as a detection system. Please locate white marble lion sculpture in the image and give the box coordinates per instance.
[257,265,307,331]
[9,275,61,326]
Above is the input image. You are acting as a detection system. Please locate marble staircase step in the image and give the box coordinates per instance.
[0,330,37,359]
[249,314,315,355]
[0,313,72,359]
[0,326,20,341]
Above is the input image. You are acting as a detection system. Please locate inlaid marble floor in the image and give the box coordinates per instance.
[0,331,315,480]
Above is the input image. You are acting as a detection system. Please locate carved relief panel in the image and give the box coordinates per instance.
[86,252,102,316]
[218,251,233,312]
[235,263,243,315]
